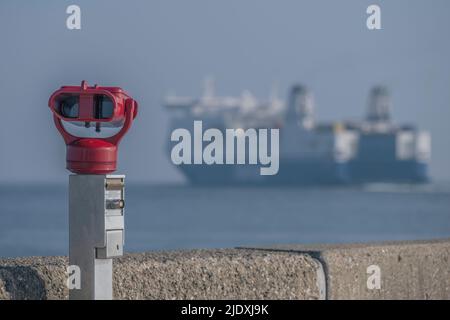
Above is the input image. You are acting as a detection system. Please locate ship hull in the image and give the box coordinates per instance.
[349,160,429,183]
[176,160,428,185]
[177,160,349,186]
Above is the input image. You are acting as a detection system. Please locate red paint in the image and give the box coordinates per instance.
[49,81,138,174]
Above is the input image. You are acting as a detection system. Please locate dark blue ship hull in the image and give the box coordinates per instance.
[349,160,428,183]
[177,159,428,185]
[177,158,428,186]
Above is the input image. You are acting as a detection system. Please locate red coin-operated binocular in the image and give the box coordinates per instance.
[49,81,138,174]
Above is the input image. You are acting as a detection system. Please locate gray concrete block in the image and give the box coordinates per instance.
[246,239,450,300]
[0,256,68,300]
[0,249,324,300]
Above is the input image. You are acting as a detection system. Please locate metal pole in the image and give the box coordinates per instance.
[69,174,125,300]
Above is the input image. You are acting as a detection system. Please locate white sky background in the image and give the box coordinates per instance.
[0,0,449,183]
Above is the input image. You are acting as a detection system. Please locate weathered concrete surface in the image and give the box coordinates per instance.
[245,239,450,300]
[2,240,448,300]
[0,256,67,300]
[0,278,10,300]
[0,249,323,300]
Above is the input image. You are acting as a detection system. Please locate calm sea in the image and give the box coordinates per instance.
[1,183,450,257]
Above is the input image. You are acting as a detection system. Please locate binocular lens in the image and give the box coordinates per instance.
[57,95,114,120]
[95,95,114,119]
[59,96,79,118]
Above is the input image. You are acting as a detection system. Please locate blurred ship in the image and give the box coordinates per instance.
[165,80,431,185]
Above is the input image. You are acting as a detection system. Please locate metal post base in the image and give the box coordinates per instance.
[69,174,125,300]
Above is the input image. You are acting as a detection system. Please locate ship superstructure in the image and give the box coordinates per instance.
[165,80,430,185]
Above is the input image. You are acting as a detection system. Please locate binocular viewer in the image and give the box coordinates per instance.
[49,81,138,299]
[49,81,138,174]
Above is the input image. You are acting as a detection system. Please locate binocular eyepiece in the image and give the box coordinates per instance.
[58,94,114,126]
[49,81,138,174]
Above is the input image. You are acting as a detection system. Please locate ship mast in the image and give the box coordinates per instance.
[287,85,315,130]
[366,86,391,124]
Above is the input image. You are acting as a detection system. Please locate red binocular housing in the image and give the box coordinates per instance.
[49,81,138,174]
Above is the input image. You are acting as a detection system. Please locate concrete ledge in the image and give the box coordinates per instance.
[246,239,450,300]
[0,249,324,300]
[1,240,449,300]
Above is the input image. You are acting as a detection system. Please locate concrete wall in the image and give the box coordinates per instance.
[247,239,450,299]
[0,249,324,300]
[0,239,449,300]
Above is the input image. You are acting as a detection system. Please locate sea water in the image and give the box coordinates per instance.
[0,183,449,257]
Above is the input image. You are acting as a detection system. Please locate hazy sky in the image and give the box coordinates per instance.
[0,0,449,183]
